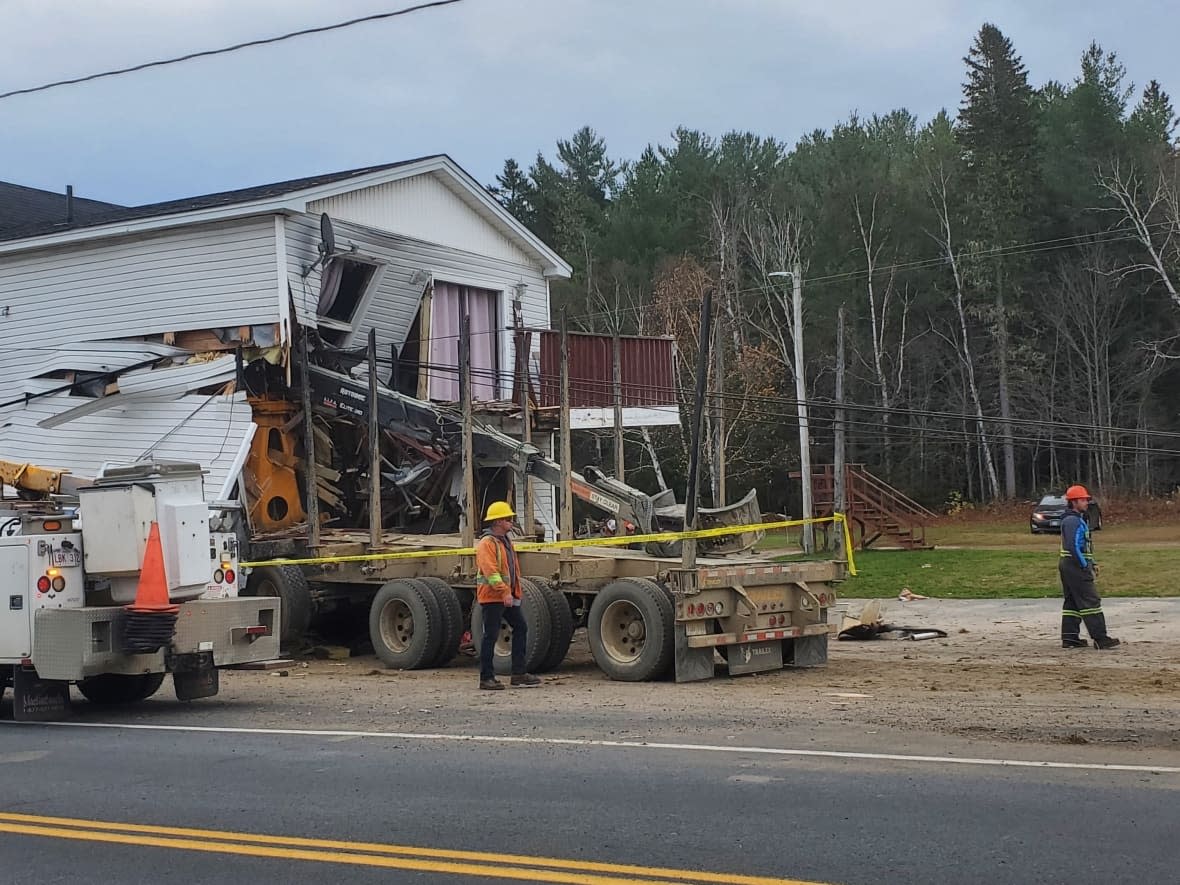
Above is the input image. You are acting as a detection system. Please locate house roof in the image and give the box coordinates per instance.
[0,181,125,237]
[0,155,572,277]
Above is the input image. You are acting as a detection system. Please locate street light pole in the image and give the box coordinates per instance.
[770,266,814,554]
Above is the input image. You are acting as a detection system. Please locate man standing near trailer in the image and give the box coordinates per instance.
[475,501,543,690]
[1059,484,1120,650]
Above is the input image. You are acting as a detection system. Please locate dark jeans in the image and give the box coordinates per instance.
[479,602,528,681]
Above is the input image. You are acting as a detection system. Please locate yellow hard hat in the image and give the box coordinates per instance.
[484,501,516,522]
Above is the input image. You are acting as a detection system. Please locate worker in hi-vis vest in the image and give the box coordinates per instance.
[1059,485,1120,650]
[474,501,543,690]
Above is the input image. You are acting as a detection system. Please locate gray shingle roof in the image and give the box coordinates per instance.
[0,155,442,243]
[0,181,125,237]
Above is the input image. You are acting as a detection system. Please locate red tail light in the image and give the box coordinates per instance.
[36,576,50,593]
[224,569,235,585]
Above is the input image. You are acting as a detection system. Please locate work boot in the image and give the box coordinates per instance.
[1062,638,1089,649]
[1093,636,1121,650]
[479,678,505,691]
[510,673,542,687]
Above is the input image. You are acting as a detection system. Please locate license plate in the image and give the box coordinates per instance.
[51,548,81,567]
[1049,520,1060,527]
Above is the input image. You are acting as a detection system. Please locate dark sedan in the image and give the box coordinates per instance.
[1030,494,1103,534]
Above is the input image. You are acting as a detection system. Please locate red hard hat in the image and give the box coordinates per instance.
[1065,484,1091,501]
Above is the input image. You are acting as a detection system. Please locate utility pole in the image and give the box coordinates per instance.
[612,331,625,482]
[297,327,320,548]
[833,303,847,556]
[682,287,715,572]
[367,328,382,550]
[513,295,535,538]
[459,303,476,549]
[559,310,574,547]
[713,310,726,506]
[793,259,814,554]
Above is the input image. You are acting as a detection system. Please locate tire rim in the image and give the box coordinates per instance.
[600,599,646,664]
[379,599,414,653]
[494,618,513,658]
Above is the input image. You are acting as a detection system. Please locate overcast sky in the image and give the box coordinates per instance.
[1,0,1176,207]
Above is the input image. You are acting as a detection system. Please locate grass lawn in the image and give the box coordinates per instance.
[835,547,1180,598]
[761,518,1180,598]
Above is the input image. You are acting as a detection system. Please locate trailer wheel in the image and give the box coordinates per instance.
[370,579,442,670]
[77,673,165,705]
[244,565,311,647]
[588,578,674,682]
[535,581,575,673]
[470,581,552,676]
[414,578,464,667]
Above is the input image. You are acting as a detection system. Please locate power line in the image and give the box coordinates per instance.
[0,0,464,101]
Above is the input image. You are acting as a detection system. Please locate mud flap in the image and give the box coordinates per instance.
[12,668,70,721]
[785,634,828,667]
[726,640,783,676]
[172,652,220,701]
[673,624,714,683]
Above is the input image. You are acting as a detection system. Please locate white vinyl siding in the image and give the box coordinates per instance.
[0,216,280,350]
[308,173,533,267]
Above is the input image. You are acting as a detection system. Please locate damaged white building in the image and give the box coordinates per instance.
[0,159,680,538]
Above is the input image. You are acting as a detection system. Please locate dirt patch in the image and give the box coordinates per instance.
[201,599,1180,752]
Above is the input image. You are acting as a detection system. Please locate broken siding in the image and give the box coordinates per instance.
[0,393,254,499]
[307,173,532,267]
[285,212,554,535]
[0,216,280,351]
[285,213,549,359]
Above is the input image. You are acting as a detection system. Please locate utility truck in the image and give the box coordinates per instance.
[0,459,281,721]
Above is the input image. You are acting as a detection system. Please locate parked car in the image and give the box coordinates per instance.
[1030,494,1103,534]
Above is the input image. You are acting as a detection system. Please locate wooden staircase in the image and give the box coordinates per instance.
[804,464,936,551]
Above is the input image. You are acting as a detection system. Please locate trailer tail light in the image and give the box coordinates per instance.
[51,575,66,592]
[224,569,235,585]
[36,576,51,593]
[43,520,62,531]
[245,625,269,636]
[213,569,225,584]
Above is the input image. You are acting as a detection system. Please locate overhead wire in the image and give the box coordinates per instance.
[0,0,465,101]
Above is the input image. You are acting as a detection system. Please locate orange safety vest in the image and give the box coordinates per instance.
[474,533,522,605]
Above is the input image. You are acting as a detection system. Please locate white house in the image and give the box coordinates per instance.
[0,156,584,519]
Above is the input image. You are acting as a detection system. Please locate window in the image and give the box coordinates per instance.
[317,257,380,344]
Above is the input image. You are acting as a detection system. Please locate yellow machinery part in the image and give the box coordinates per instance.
[243,399,306,532]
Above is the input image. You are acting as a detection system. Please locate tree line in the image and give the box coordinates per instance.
[490,23,1180,509]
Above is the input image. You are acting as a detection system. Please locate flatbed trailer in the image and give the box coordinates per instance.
[244,528,843,683]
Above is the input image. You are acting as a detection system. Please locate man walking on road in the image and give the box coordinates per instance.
[475,501,543,690]
[1059,485,1120,650]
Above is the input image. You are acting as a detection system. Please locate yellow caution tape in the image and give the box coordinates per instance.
[242,513,857,576]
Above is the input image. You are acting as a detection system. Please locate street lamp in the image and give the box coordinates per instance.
[769,267,814,554]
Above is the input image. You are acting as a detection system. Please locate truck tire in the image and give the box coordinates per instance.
[470,581,552,676]
[414,577,464,667]
[244,565,311,648]
[587,578,674,682]
[535,581,575,673]
[77,673,165,705]
[369,579,443,670]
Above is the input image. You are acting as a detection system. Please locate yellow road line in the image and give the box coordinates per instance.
[0,812,832,885]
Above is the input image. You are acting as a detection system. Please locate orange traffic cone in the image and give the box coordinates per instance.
[126,522,179,614]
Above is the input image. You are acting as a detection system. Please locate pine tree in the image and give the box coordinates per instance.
[489,159,534,223]
[1128,80,1178,147]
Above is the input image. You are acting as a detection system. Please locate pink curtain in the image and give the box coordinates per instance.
[428,282,498,402]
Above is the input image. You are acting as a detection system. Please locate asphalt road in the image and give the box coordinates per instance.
[0,721,1176,884]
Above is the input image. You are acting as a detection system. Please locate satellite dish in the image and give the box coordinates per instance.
[319,213,336,257]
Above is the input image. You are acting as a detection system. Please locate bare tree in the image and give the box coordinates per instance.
[925,165,1001,499]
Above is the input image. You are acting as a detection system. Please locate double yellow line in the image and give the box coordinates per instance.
[0,811,831,884]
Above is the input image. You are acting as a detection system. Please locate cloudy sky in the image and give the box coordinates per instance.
[1,0,1176,207]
